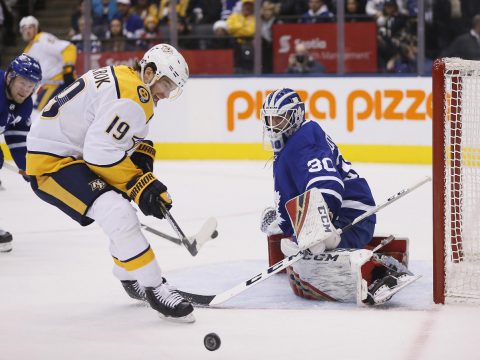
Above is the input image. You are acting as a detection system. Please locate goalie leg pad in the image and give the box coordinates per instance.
[286,248,373,302]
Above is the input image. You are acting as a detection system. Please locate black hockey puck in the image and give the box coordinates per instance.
[211,230,219,239]
[204,333,221,351]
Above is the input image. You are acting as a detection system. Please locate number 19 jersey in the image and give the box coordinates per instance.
[27,65,154,193]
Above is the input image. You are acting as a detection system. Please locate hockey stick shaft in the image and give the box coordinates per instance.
[179,176,431,306]
[158,202,200,256]
[338,176,431,236]
[140,223,182,245]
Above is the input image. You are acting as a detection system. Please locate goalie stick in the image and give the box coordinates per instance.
[178,176,431,306]
[157,201,218,256]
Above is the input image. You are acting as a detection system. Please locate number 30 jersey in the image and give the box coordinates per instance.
[26,65,154,193]
[273,120,376,237]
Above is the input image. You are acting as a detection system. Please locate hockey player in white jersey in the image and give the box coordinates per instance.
[260,88,419,305]
[20,16,77,111]
[26,44,194,322]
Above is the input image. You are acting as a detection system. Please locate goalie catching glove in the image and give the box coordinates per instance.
[260,206,283,235]
[127,172,172,219]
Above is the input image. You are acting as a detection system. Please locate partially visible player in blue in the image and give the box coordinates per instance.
[260,88,376,250]
[0,53,42,252]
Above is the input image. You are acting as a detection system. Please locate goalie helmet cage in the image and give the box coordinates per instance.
[433,58,480,304]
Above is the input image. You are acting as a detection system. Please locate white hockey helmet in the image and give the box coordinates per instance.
[139,43,189,100]
[19,15,39,30]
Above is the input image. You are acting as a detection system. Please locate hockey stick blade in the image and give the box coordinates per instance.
[142,217,218,253]
[151,201,218,256]
[178,177,430,307]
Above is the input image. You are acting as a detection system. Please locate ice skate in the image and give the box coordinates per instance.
[121,280,147,301]
[145,278,195,323]
[365,270,421,305]
[0,230,13,253]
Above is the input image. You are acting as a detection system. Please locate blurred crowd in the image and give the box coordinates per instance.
[2,0,480,74]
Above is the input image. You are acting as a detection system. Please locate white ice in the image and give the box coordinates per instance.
[1,161,479,360]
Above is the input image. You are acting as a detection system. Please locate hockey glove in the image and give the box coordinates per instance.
[260,206,282,235]
[126,172,172,219]
[63,66,75,85]
[130,140,156,173]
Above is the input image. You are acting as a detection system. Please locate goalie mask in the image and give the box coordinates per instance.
[261,88,305,152]
[139,43,189,100]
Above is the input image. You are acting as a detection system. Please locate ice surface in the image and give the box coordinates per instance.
[1,161,479,360]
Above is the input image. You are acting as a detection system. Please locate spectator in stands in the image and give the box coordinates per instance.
[132,0,159,24]
[187,0,223,24]
[442,14,480,60]
[286,41,325,74]
[376,0,409,72]
[226,0,255,73]
[300,0,333,23]
[137,15,162,49]
[226,0,255,40]
[70,0,84,38]
[211,19,233,49]
[274,0,308,23]
[261,1,280,73]
[71,15,102,53]
[346,0,367,19]
[220,0,241,20]
[366,0,406,19]
[177,16,197,49]
[157,0,190,25]
[104,18,136,52]
[115,0,144,38]
[92,0,118,37]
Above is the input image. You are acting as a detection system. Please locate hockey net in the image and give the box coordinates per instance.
[433,58,480,304]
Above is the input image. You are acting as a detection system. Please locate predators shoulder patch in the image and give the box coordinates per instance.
[137,86,150,103]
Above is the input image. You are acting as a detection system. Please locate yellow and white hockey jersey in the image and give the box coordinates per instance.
[23,32,76,84]
[26,65,154,193]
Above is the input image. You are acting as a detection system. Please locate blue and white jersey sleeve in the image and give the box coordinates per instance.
[273,121,376,237]
[4,110,31,171]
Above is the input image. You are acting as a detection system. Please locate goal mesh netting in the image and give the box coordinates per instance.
[433,58,480,304]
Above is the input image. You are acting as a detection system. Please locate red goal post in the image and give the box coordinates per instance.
[433,58,480,304]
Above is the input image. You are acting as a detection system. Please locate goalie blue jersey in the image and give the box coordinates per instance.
[0,70,34,170]
[273,120,376,248]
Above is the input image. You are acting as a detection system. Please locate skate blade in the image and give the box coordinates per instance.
[374,274,421,304]
[157,312,196,324]
[0,243,13,253]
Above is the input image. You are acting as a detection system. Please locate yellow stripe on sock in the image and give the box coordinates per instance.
[113,247,156,271]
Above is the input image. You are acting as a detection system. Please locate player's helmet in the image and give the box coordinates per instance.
[19,15,39,30]
[7,53,42,84]
[139,43,189,100]
[261,88,305,152]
